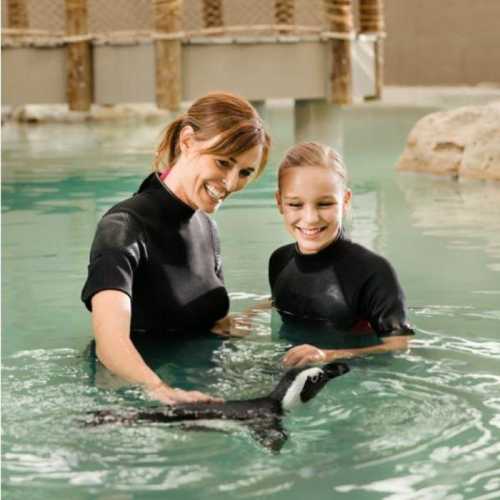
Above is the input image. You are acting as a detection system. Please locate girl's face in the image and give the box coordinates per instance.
[276,165,351,254]
[169,128,263,214]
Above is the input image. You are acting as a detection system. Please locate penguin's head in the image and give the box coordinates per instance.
[273,362,349,411]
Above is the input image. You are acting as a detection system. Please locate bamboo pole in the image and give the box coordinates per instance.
[153,0,183,111]
[323,0,353,105]
[202,0,223,28]
[275,0,295,29]
[359,0,384,99]
[65,0,92,111]
[6,0,29,29]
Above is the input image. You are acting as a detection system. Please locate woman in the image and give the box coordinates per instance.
[81,92,271,404]
[269,142,414,367]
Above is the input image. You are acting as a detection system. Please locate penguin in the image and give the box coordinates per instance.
[86,362,349,452]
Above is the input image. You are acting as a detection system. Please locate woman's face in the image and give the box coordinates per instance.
[172,130,263,214]
[276,165,351,254]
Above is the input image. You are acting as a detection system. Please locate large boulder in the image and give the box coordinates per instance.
[397,102,500,181]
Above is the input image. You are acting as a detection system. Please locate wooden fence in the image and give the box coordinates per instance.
[2,0,385,110]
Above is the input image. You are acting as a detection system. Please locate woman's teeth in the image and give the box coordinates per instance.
[205,184,225,201]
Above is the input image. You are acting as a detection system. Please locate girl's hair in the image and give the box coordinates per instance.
[155,92,271,177]
[277,142,348,191]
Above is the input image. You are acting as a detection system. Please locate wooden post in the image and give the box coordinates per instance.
[202,0,223,28]
[359,0,384,99]
[65,0,93,111]
[275,0,295,27]
[323,0,353,105]
[153,0,183,111]
[6,0,29,29]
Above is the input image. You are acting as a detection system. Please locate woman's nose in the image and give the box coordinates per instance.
[223,168,240,192]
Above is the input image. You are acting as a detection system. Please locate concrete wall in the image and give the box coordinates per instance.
[2,41,376,106]
[384,0,500,85]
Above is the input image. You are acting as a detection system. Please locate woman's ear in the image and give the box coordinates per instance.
[178,126,195,155]
[275,191,284,214]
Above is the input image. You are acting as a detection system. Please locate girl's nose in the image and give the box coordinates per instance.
[303,206,320,223]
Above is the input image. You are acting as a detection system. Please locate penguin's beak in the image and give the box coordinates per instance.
[323,362,350,379]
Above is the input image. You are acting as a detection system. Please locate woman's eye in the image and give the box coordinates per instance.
[286,203,302,208]
[216,159,231,169]
[239,169,253,178]
[318,202,335,208]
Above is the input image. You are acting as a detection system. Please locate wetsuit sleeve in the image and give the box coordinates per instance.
[268,246,292,292]
[358,256,414,338]
[81,211,147,311]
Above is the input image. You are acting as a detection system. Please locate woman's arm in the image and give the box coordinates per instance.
[91,290,221,404]
[282,336,410,367]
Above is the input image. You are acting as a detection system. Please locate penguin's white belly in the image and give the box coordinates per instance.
[179,419,248,433]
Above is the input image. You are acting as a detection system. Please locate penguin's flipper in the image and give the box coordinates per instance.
[248,418,288,453]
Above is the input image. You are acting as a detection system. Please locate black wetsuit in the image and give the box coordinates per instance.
[269,234,414,338]
[81,173,229,334]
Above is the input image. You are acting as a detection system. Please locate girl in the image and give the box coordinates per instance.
[269,142,413,367]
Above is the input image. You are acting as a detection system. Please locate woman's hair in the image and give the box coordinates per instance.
[277,142,348,191]
[155,92,271,177]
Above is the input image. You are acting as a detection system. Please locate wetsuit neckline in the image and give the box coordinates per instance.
[137,172,195,220]
[293,229,347,262]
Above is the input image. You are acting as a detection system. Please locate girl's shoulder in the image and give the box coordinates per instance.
[337,238,399,284]
[269,243,295,265]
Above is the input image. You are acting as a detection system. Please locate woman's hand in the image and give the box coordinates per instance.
[210,314,252,338]
[146,381,223,405]
[282,344,327,367]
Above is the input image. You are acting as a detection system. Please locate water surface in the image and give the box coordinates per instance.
[2,105,500,499]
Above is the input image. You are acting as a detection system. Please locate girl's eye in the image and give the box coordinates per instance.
[318,202,335,208]
[287,203,302,208]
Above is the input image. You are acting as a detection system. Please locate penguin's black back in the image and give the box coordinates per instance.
[90,397,282,426]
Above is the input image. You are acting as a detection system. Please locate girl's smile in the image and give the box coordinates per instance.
[276,165,351,254]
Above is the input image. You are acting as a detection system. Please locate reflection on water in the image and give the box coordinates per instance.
[2,106,500,499]
[398,173,500,270]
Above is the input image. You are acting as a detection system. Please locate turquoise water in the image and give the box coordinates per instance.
[2,105,500,499]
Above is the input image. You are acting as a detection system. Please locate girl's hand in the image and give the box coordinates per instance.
[210,314,252,338]
[146,382,223,405]
[282,344,327,367]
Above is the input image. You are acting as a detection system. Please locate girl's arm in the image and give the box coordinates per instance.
[282,336,410,367]
[92,290,222,404]
[211,298,272,337]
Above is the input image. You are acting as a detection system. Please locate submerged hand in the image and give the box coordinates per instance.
[146,382,223,405]
[210,314,252,338]
[282,344,326,368]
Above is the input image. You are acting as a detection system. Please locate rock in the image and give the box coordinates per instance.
[397,102,500,181]
[9,103,172,123]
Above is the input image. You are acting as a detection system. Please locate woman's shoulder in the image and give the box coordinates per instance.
[93,210,145,250]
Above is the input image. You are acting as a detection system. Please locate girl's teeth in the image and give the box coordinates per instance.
[300,228,322,235]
